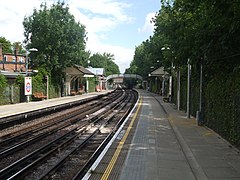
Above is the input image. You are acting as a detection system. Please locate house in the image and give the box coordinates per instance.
[86,67,106,91]
[0,45,26,73]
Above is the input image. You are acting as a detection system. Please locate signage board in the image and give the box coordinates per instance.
[25,77,32,95]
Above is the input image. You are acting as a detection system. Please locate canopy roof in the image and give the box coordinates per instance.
[150,67,168,76]
[65,65,94,78]
[86,67,105,76]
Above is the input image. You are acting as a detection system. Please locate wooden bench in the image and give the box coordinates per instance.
[77,89,84,95]
[33,92,47,100]
[70,89,85,96]
[70,90,76,96]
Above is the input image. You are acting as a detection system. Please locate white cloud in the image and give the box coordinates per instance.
[0,0,134,72]
[0,0,59,42]
[138,12,155,34]
[69,0,132,22]
[0,0,42,42]
[69,0,134,73]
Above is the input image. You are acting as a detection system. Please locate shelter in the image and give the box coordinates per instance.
[149,67,170,96]
[0,70,27,87]
[65,65,94,95]
[150,67,166,77]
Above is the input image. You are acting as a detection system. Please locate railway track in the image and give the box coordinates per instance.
[0,90,120,158]
[0,88,138,179]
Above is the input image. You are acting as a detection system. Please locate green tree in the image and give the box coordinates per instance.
[88,52,120,76]
[23,1,87,88]
[0,36,12,54]
[12,42,26,54]
[130,0,240,147]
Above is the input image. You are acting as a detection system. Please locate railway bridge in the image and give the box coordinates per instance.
[106,73,142,84]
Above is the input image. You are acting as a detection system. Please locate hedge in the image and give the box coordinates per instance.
[172,66,240,148]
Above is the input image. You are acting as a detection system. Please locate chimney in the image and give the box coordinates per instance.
[14,44,19,72]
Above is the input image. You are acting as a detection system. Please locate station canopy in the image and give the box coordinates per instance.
[65,65,94,78]
[86,67,105,76]
[150,67,168,77]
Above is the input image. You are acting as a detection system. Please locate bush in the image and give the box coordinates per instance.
[0,74,7,90]
[205,72,240,148]
[0,75,8,105]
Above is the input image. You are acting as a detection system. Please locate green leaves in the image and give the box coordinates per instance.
[0,37,12,54]
[88,53,120,76]
[23,1,87,85]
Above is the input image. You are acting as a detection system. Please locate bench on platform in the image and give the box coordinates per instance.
[33,92,47,100]
[70,90,76,96]
[70,89,85,96]
[77,89,84,95]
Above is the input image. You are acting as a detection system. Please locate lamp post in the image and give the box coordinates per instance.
[197,57,203,125]
[187,58,191,118]
[161,47,172,100]
[25,48,38,102]
[26,48,38,76]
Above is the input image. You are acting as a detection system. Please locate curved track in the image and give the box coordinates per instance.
[0,88,138,179]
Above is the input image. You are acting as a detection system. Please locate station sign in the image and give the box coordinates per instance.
[24,77,32,95]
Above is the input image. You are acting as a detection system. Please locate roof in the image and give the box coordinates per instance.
[0,70,25,79]
[65,65,94,78]
[86,67,105,76]
[150,67,168,76]
[74,65,94,75]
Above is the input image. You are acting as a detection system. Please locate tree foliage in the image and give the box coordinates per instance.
[128,0,240,147]
[88,52,120,76]
[0,37,25,55]
[23,1,87,86]
[0,36,12,54]
[129,0,240,77]
[12,42,26,54]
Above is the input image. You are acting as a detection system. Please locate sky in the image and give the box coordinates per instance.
[0,0,161,73]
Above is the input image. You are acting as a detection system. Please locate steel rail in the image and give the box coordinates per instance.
[0,91,122,159]
[0,89,127,179]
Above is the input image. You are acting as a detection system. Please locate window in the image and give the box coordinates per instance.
[4,55,7,62]
[19,57,24,63]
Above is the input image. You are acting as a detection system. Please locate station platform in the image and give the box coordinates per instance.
[86,89,240,180]
[0,90,112,119]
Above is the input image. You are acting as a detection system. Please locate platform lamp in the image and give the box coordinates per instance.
[26,48,38,76]
[161,47,171,98]
[25,48,38,103]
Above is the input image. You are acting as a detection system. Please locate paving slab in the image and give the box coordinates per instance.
[86,89,240,180]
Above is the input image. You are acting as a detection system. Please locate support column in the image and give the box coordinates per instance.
[86,77,89,93]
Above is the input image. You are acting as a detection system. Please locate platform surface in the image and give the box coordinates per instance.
[0,91,111,118]
[88,89,240,180]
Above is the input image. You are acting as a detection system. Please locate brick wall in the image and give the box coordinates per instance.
[0,45,26,72]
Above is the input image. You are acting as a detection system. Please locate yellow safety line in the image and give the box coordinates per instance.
[101,97,142,180]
